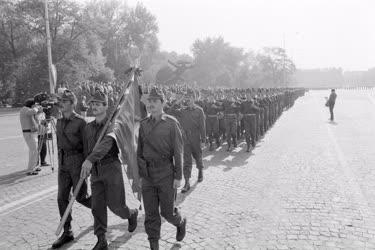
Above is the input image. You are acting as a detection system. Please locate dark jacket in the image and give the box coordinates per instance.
[137,113,183,182]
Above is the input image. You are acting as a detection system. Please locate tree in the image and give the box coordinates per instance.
[190,37,248,87]
[251,47,296,87]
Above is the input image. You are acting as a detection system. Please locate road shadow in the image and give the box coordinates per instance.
[202,141,256,172]
[327,120,338,126]
[0,168,53,186]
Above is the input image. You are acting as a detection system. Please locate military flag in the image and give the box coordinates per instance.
[108,70,142,202]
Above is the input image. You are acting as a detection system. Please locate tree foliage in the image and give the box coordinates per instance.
[0,1,297,105]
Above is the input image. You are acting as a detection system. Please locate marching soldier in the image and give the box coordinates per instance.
[241,96,260,152]
[52,90,92,249]
[204,96,221,151]
[171,90,206,193]
[137,88,187,250]
[223,96,240,151]
[80,89,139,250]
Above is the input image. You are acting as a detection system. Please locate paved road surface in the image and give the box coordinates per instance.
[1,89,375,249]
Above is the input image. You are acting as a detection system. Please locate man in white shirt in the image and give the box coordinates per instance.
[19,98,43,175]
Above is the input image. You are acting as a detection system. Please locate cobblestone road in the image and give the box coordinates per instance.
[1,89,375,249]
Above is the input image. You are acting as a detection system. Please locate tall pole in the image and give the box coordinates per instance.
[44,0,54,94]
[283,33,287,88]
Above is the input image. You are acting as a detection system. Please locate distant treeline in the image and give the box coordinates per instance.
[291,68,375,88]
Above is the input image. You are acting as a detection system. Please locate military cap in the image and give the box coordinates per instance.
[186,89,196,99]
[59,89,77,104]
[148,87,164,101]
[89,88,108,104]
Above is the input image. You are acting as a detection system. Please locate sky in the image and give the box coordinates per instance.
[74,0,374,71]
[123,0,374,71]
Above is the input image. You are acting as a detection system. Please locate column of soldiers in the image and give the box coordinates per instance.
[162,87,306,154]
[51,85,305,250]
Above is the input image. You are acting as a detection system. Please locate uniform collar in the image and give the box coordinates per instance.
[94,116,108,126]
[63,111,77,121]
[150,113,167,122]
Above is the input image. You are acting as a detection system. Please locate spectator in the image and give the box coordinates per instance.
[19,98,42,175]
[77,96,89,118]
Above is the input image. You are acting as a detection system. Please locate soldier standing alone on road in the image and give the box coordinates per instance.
[52,90,92,249]
[80,89,139,250]
[137,88,187,250]
[326,89,337,121]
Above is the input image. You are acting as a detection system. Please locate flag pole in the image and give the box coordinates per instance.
[44,0,54,94]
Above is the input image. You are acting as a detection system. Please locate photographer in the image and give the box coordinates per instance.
[19,98,43,175]
[36,111,50,167]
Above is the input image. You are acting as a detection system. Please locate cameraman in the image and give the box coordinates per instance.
[19,98,43,175]
[36,111,50,167]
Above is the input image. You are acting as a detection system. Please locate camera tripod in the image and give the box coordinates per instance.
[36,118,56,172]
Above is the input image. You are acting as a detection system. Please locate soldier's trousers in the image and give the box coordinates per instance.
[219,118,226,139]
[91,160,132,236]
[329,105,334,120]
[225,115,237,147]
[57,154,91,232]
[259,108,265,135]
[256,113,261,137]
[264,107,269,131]
[142,176,182,241]
[206,116,219,144]
[243,114,256,147]
[183,138,203,179]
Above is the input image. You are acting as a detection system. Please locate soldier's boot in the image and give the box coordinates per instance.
[209,142,214,151]
[92,234,108,250]
[198,169,203,182]
[176,217,187,242]
[233,136,237,148]
[246,138,251,152]
[52,231,74,249]
[216,137,221,148]
[149,240,159,250]
[128,209,138,232]
[227,141,231,151]
[181,179,190,193]
[246,144,251,152]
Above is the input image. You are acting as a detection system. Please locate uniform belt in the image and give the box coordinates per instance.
[95,157,118,166]
[22,129,35,133]
[60,149,83,157]
[207,115,218,118]
[243,114,256,116]
[145,157,172,166]
[225,113,237,116]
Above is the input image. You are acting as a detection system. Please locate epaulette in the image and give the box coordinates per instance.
[162,114,178,123]
[73,113,85,121]
[140,116,150,124]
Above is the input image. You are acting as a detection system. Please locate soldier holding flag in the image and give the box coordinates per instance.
[80,89,139,250]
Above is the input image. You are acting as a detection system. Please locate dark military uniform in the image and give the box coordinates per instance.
[204,101,221,149]
[241,100,260,150]
[170,104,206,181]
[137,112,184,245]
[56,111,92,232]
[223,100,240,149]
[84,117,137,237]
